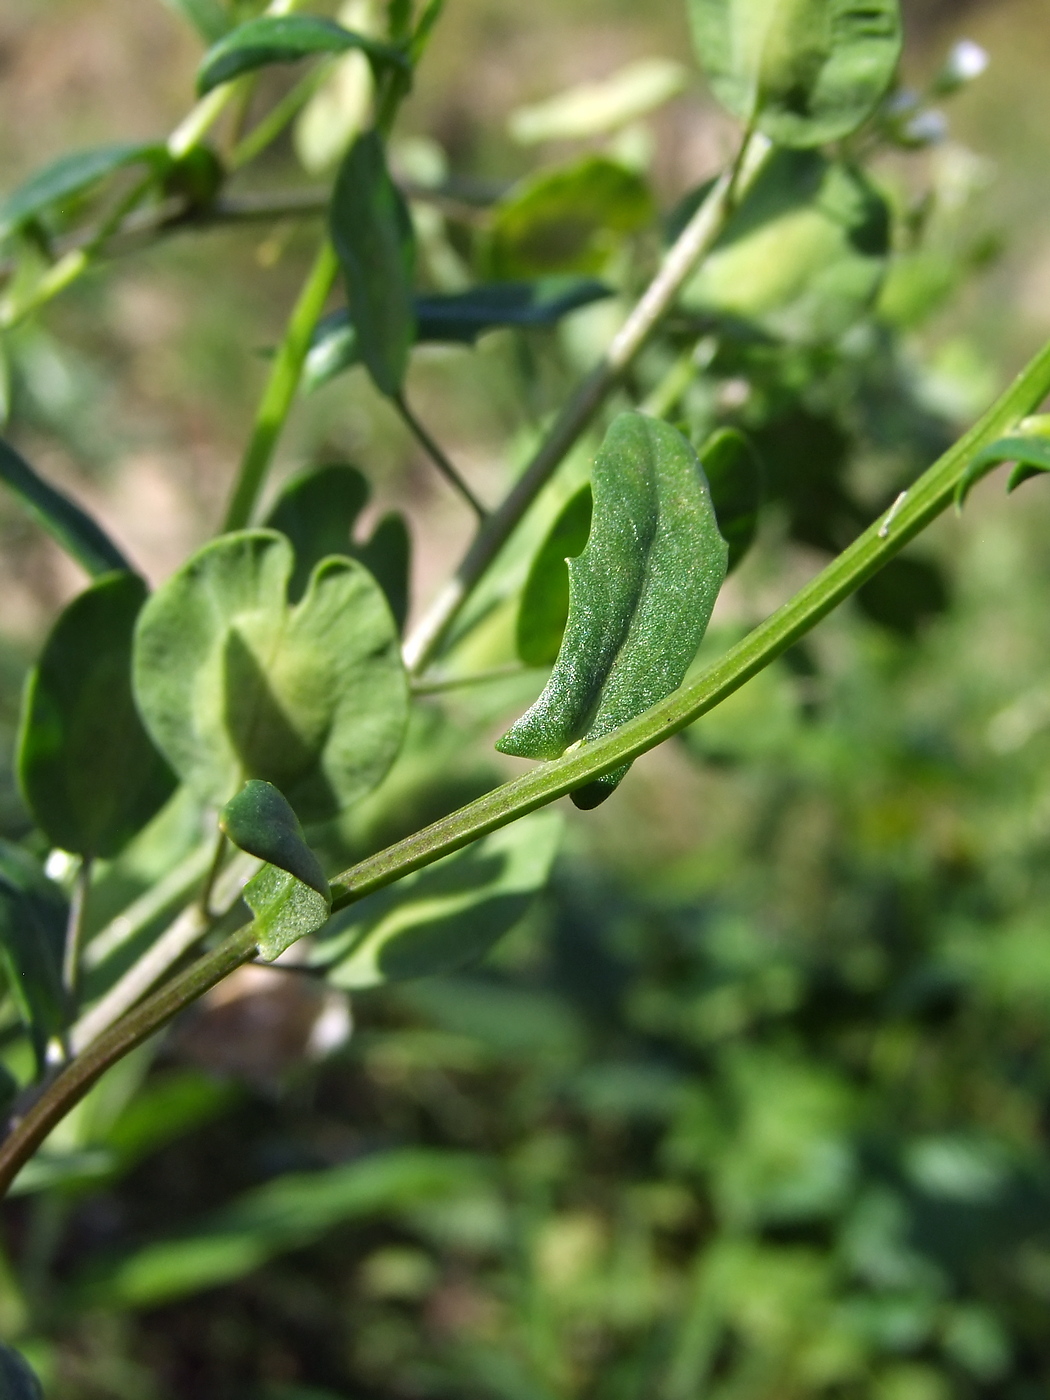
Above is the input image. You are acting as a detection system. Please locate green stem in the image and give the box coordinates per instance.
[61,858,92,1000]
[393,391,488,520]
[221,240,338,532]
[230,64,331,171]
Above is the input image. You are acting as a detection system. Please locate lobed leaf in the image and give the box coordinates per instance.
[0,436,133,578]
[133,531,408,822]
[314,811,563,987]
[516,485,593,668]
[196,16,407,95]
[0,841,68,1071]
[0,144,172,242]
[689,0,903,149]
[18,572,177,859]
[330,130,416,398]
[498,412,728,808]
[221,780,328,899]
[955,434,1050,507]
[700,428,763,572]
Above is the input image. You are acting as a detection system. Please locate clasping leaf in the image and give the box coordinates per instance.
[955,423,1050,507]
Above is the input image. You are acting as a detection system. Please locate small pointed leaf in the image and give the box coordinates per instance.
[0,144,172,241]
[196,16,407,95]
[955,434,1050,507]
[497,412,728,808]
[516,485,592,667]
[221,780,328,899]
[700,428,763,572]
[246,865,331,963]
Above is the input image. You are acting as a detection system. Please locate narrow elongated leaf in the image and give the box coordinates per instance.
[245,864,331,963]
[18,572,176,859]
[265,463,411,628]
[0,144,172,241]
[498,413,728,808]
[133,531,407,822]
[0,437,132,577]
[222,780,328,898]
[313,811,563,987]
[330,130,416,398]
[955,434,1050,506]
[0,840,68,1070]
[516,485,593,667]
[0,1344,44,1400]
[700,428,763,572]
[689,0,903,148]
[196,16,406,95]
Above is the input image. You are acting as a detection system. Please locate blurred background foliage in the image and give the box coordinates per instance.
[4,0,1050,1396]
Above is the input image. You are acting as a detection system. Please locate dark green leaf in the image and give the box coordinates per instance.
[196,16,407,95]
[163,144,225,210]
[700,428,763,572]
[955,434,1050,506]
[486,157,654,279]
[133,531,408,822]
[222,780,329,899]
[516,485,592,667]
[264,463,411,628]
[313,811,562,987]
[18,572,176,859]
[330,130,416,398]
[0,144,172,242]
[689,0,903,148]
[0,1344,44,1400]
[160,0,232,44]
[497,412,728,808]
[0,840,68,1069]
[244,864,332,963]
[0,436,133,577]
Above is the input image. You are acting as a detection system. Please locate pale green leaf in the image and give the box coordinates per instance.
[245,864,331,963]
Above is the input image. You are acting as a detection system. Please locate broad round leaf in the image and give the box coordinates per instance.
[133,531,408,822]
[689,0,903,148]
[18,572,176,858]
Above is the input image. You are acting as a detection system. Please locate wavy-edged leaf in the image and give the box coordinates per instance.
[222,780,328,899]
[330,130,416,398]
[0,144,172,242]
[498,412,728,808]
[245,864,331,963]
[265,462,411,629]
[700,428,763,572]
[0,436,132,577]
[516,485,592,667]
[18,572,176,859]
[196,16,406,95]
[955,434,1050,507]
[133,530,408,822]
[0,1344,44,1400]
[314,811,563,987]
[0,840,68,1071]
[689,0,903,149]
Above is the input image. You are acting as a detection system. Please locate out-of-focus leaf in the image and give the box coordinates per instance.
[0,436,132,577]
[0,144,172,241]
[222,780,328,899]
[856,555,949,638]
[679,151,890,344]
[700,428,763,572]
[0,1343,44,1400]
[264,463,411,629]
[509,58,688,144]
[330,130,416,397]
[163,143,225,210]
[0,840,68,1070]
[314,810,563,987]
[133,531,408,822]
[245,864,331,963]
[159,0,231,44]
[498,413,727,808]
[86,1149,486,1307]
[486,157,654,279]
[18,572,176,859]
[196,16,406,95]
[516,485,592,667]
[955,432,1050,506]
[689,0,903,148]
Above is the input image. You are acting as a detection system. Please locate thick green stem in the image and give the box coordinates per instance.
[221,241,338,532]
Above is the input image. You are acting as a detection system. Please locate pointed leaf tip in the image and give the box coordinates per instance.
[221,780,329,899]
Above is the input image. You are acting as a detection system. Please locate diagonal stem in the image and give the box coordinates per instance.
[393,392,488,520]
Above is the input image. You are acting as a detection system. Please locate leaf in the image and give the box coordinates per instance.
[18,572,176,859]
[0,144,172,242]
[0,436,133,577]
[133,531,407,822]
[222,780,328,898]
[955,434,1050,507]
[679,150,890,345]
[689,0,903,148]
[264,462,411,629]
[486,157,654,279]
[245,864,332,963]
[330,130,416,398]
[196,16,406,95]
[159,0,232,44]
[497,413,728,808]
[700,428,763,572]
[516,485,593,667]
[0,840,68,1070]
[508,57,688,144]
[313,811,563,987]
[0,1344,44,1400]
